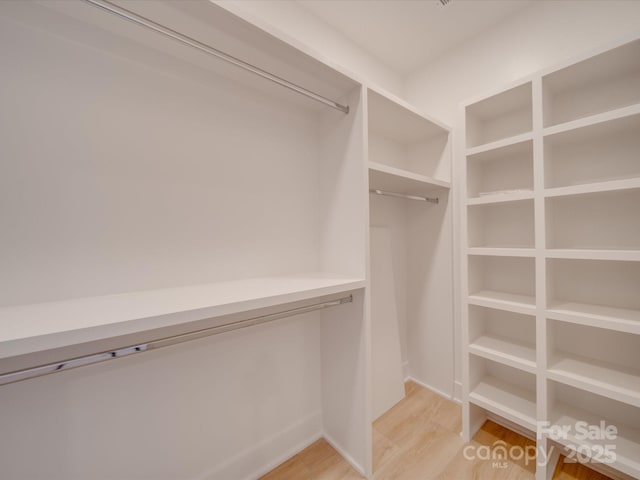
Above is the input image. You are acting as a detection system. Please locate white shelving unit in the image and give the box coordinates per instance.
[367,86,453,411]
[461,35,640,480]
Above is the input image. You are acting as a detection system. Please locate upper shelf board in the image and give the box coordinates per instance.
[367,88,449,144]
[368,162,450,196]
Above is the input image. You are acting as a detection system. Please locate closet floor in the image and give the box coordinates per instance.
[260,381,612,480]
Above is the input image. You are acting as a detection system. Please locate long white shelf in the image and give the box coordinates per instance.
[469,376,537,432]
[467,190,534,206]
[368,161,450,196]
[547,302,640,335]
[0,274,365,373]
[549,403,640,479]
[545,177,640,199]
[545,249,640,261]
[543,102,640,137]
[466,132,533,156]
[468,290,536,314]
[548,354,640,408]
[469,335,536,374]
[467,247,536,257]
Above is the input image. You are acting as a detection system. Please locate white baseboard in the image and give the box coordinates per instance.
[195,411,322,480]
[405,375,454,401]
[323,431,366,478]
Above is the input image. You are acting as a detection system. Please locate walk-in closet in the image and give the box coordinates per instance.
[1,1,638,479]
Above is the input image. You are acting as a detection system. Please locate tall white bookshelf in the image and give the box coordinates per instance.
[461,35,640,480]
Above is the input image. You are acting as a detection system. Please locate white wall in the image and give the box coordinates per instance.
[405,0,640,125]
[215,0,404,97]
[404,0,640,399]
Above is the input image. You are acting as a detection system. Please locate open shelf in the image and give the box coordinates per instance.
[469,357,537,431]
[468,291,536,313]
[545,177,640,198]
[469,336,536,373]
[368,88,450,182]
[545,188,640,250]
[466,82,532,149]
[466,138,533,203]
[547,258,640,308]
[549,383,640,479]
[468,305,536,373]
[468,248,535,257]
[544,109,640,189]
[466,132,533,156]
[542,39,640,127]
[0,275,365,373]
[469,199,534,249]
[547,302,640,335]
[549,355,640,408]
[368,161,450,197]
[547,259,640,334]
[547,321,640,407]
[468,255,536,313]
[467,191,534,206]
[546,249,640,262]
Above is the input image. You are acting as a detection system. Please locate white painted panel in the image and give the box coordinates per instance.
[370,227,405,420]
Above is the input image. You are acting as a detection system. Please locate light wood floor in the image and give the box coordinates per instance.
[260,381,612,480]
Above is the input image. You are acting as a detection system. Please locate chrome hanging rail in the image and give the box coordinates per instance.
[370,189,439,204]
[0,295,352,387]
[83,0,350,114]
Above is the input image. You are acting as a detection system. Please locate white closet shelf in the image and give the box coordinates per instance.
[465,132,533,157]
[544,177,640,198]
[548,354,640,408]
[468,290,536,314]
[469,335,536,374]
[467,247,536,257]
[546,302,640,335]
[549,403,640,479]
[368,161,450,196]
[466,190,534,206]
[0,274,365,371]
[545,249,640,261]
[543,103,640,137]
[469,376,537,432]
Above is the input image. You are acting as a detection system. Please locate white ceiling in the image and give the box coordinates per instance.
[296,0,533,76]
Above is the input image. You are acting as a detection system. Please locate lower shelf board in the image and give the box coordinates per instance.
[468,290,536,314]
[468,335,536,374]
[549,403,640,479]
[0,274,365,374]
[468,376,537,432]
[548,354,640,408]
[547,302,640,335]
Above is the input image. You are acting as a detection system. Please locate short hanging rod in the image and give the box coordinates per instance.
[0,295,352,387]
[83,0,350,114]
[370,189,439,204]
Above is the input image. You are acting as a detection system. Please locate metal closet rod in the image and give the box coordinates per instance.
[0,295,353,387]
[83,0,350,114]
[370,189,439,204]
